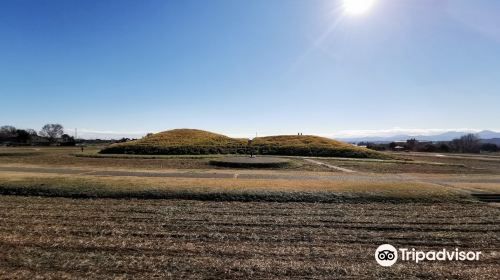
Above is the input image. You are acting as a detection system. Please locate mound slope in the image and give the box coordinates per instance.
[100,129,247,155]
[252,135,386,159]
[100,129,387,159]
[209,157,292,168]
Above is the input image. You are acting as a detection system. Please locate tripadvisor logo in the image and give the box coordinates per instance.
[375,244,398,267]
[375,244,482,267]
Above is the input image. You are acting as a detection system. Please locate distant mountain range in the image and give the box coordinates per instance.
[336,130,500,143]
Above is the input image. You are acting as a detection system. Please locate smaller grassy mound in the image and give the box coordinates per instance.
[100,129,247,155]
[252,135,387,159]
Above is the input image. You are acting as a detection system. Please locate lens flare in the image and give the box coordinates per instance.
[343,0,377,15]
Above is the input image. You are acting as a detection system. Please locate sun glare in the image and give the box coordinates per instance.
[343,0,377,15]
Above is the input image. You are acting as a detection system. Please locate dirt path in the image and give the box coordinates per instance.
[304,158,356,173]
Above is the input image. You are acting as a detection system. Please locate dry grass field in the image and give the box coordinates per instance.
[320,157,500,174]
[0,147,499,279]
[0,196,498,279]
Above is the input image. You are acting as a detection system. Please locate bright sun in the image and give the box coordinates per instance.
[343,0,377,15]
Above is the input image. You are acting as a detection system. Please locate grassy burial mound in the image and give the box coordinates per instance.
[100,129,247,155]
[252,135,387,159]
[100,129,387,159]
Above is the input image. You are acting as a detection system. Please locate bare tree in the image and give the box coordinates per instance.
[39,124,64,144]
[0,125,17,142]
[451,133,480,153]
[26,129,38,137]
[0,125,17,136]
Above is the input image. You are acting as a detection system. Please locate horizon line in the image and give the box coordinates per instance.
[50,127,500,140]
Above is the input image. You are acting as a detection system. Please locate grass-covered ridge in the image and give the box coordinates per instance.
[100,129,248,155]
[252,135,388,159]
[100,129,387,158]
[0,173,460,202]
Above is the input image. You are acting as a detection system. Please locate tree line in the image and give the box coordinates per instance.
[365,134,499,153]
[0,124,75,146]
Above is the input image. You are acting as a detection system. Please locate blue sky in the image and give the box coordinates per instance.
[1,0,499,139]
